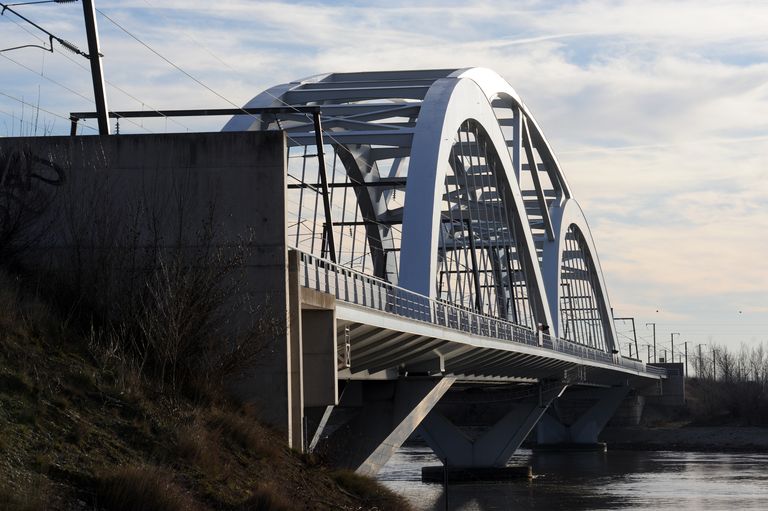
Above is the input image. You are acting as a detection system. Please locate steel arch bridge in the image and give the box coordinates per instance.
[225,67,615,354]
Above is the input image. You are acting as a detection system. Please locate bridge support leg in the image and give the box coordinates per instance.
[536,385,630,449]
[418,383,566,470]
[315,377,455,476]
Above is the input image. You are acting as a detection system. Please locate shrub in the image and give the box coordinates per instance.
[83,226,282,400]
[97,464,206,511]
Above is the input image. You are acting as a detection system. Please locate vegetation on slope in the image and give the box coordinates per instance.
[0,269,410,511]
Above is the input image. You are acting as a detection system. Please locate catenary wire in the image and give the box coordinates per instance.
[0,51,154,134]
[0,90,98,130]
[0,10,192,132]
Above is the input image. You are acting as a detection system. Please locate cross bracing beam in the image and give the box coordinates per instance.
[286,130,414,147]
[288,179,407,189]
[327,69,457,81]
[285,119,413,133]
[284,86,431,103]
[331,220,402,227]
[286,103,419,117]
[369,147,411,160]
[297,78,438,90]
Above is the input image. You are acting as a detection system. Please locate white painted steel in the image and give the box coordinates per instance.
[397,75,551,332]
[544,199,619,350]
[224,68,627,365]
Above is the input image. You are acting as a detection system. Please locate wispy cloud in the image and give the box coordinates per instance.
[2,0,766,347]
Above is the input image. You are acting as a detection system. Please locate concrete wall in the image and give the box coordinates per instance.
[647,363,686,406]
[0,132,302,443]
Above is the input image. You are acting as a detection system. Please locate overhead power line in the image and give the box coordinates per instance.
[0,1,89,57]
[0,4,191,133]
[5,1,78,6]
[95,8,253,114]
[1,52,92,102]
[0,90,98,130]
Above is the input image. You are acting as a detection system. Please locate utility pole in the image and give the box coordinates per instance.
[684,341,688,378]
[646,323,657,363]
[647,344,651,363]
[614,317,638,361]
[671,332,680,365]
[82,0,110,134]
[698,344,703,377]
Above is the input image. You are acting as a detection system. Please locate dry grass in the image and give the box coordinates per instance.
[331,470,411,511]
[97,464,206,511]
[0,477,50,511]
[176,417,231,480]
[237,483,294,511]
[208,408,283,460]
[0,264,412,511]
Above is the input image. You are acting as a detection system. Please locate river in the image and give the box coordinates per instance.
[378,444,768,510]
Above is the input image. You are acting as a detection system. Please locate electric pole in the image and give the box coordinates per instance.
[646,323,657,363]
[82,0,110,134]
[614,317,638,361]
[698,344,703,377]
[671,332,680,365]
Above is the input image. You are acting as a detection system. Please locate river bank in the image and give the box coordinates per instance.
[600,425,768,453]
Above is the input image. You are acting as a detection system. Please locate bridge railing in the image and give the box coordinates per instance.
[296,249,654,373]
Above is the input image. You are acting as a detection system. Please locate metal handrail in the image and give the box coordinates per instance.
[295,249,662,375]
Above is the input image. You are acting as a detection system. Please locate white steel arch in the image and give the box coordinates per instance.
[223,68,616,352]
[398,75,552,330]
[543,199,618,351]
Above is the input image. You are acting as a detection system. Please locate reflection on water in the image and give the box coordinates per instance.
[378,444,768,510]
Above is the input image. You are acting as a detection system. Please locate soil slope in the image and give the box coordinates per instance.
[0,274,409,511]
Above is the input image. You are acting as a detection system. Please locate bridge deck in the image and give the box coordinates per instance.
[295,250,664,382]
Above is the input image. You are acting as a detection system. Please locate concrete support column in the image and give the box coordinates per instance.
[418,383,566,467]
[316,377,455,476]
[536,386,630,445]
[287,250,304,450]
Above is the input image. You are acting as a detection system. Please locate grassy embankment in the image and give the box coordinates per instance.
[0,268,410,511]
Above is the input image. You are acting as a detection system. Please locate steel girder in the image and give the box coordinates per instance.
[222,67,617,353]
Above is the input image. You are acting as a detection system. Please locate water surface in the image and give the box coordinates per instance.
[378,444,768,510]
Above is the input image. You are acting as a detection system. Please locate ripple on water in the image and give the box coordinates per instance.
[378,445,768,511]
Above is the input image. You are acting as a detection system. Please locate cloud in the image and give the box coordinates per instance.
[2,0,766,349]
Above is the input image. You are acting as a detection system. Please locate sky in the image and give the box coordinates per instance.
[2,0,767,362]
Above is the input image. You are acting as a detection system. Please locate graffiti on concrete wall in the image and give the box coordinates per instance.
[0,147,66,250]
